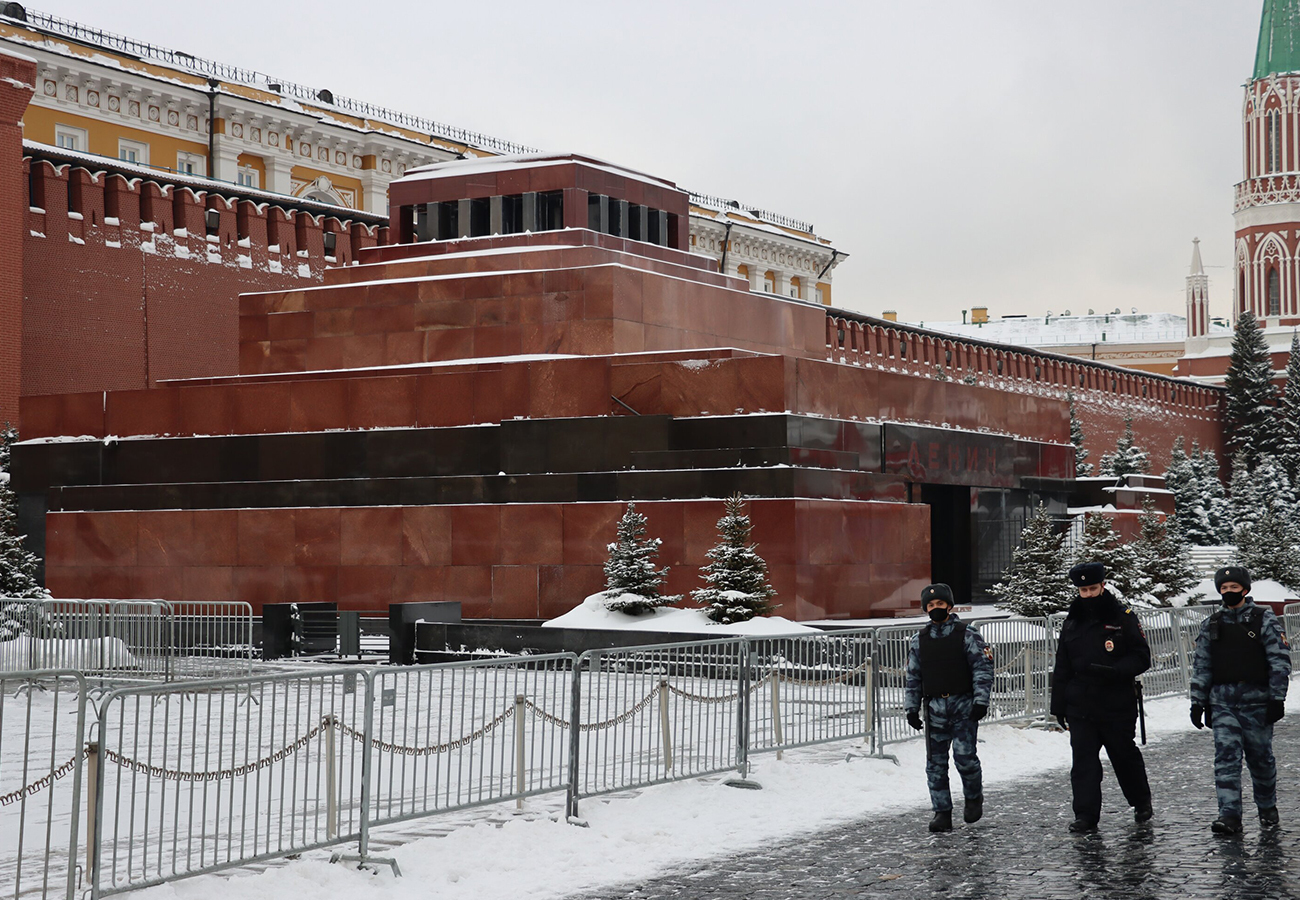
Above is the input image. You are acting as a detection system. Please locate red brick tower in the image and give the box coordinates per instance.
[0,50,35,426]
[1234,0,1300,328]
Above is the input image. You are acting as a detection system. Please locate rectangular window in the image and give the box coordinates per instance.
[1267,112,1281,174]
[537,191,563,231]
[436,200,458,239]
[501,194,523,234]
[55,124,87,152]
[469,197,490,237]
[118,138,149,165]
[177,152,205,176]
[236,167,259,189]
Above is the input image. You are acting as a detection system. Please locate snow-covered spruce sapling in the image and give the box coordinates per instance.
[990,503,1073,617]
[1223,310,1282,468]
[602,501,677,615]
[1191,442,1233,544]
[1071,511,1139,600]
[0,424,48,604]
[1280,331,1300,484]
[1067,393,1094,477]
[1164,438,1215,547]
[1099,416,1150,478]
[1130,496,1200,607]
[693,494,777,624]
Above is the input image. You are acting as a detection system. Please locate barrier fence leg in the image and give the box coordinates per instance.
[725,643,761,790]
[85,741,98,880]
[771,675,783,761]
[566,659,586,825]
[864,662,874,749]
[515,694,527,810]
[326,716,337,840]
[1024,645,1034,715]
[659,679,673,771]
[330,673,399,876]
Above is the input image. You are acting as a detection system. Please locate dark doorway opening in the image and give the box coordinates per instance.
[920,484,974,604]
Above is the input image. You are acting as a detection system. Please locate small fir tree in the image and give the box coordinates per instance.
[990,504,1074,617]
[692,494,777,624]
[1280,332,1300,483]
[1190,442,1233,543]
[1068,393,1094,477]
[1130,496,1200,607]
[1163,439,1215,546]
[1099,417,1151,478]
[1235,504,1300,591]
[1223,310,1281,467]
[1228,451,1262,530]
[602,501,676,614]
[0,425,48,602]
[1072,511,1140,599]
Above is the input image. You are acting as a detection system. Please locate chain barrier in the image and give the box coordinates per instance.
[101,717,333,783]
[0,751,83,806]
[336,708,515,756]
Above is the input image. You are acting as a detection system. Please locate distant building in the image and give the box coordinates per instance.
[0,5,844,301]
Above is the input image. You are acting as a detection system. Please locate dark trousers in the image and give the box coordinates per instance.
[1068,714,1151,823]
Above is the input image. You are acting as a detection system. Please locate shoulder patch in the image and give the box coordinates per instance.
[1123,608,1133,614]
[983,646,994,661]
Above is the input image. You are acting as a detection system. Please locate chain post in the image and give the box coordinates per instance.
[326,715,337,839]
[566,655,584,821]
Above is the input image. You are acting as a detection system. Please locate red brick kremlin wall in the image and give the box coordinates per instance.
[21,159,385,400]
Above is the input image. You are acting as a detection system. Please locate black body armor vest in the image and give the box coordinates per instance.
[1209,607,1270,686]
[918,622,973,697]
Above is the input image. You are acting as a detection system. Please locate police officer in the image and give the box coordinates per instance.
[905,583,994,832]
[1190,565,1291,835]
[1051,561,1154,833]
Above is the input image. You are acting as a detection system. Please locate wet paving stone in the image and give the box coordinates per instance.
[582,718,1300,899]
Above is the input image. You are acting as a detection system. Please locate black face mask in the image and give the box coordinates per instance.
[1220,590,1246,607]
[928,607,950,623]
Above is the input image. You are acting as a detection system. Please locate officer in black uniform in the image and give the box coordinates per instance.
[1050,561,1154,833]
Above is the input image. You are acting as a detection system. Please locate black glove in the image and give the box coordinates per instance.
[906,709,923,731]
[1056,715,1067,730]
[1191,703,1205,730]
[1268,700,1286,724]
[970,703,988,721]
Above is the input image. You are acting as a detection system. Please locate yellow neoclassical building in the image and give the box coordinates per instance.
[0,3,845,301]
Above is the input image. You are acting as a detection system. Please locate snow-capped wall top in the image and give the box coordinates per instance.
[915,312,1229,347]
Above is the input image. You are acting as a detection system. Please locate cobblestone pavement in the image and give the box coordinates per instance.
[581,718,1300,899]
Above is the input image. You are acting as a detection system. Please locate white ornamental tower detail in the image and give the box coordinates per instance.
[1186,238,1210,337]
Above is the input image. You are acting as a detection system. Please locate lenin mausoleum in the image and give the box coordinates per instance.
[0,10,1232,619]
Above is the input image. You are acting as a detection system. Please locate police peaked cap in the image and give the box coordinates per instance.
[1068,561,1106,587]
[921,583,954,606]
[1215,566,1251,592]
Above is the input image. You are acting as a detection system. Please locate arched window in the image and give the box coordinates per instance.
[1268,267,1281,316]
[1267,111,1282,173]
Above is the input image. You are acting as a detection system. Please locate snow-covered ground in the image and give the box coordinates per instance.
[543,592,819,636]
[129,689,1300,900]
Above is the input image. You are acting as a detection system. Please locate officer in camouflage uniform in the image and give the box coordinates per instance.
[1190,565,1291,835]
[1051,561,1153,833]
[905,583,995,832]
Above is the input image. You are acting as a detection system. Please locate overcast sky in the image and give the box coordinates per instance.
[45,0,1264,323]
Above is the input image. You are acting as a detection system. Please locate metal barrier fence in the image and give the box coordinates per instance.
[92,669,371,897]
[0,606,1274,900]
[0,670,88,900]
[0,599,253,682]
[572,639,747,804]
[1286,604,1300,670]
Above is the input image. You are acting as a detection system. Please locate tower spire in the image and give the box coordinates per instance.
[1255,0,1300,79]
[1186,238,1209,338]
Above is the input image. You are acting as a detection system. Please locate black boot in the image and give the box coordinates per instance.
[1212,815,1243,835]
[1068,818,1098,834]
[1260,807,1280,829]
[1134,801,1154,823]
[929,810,953,833]
[963,796,984,824]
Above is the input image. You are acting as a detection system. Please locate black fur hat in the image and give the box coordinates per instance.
[1068,561,1106,587]
[921,583,954,606]
[1214,566,1251,592]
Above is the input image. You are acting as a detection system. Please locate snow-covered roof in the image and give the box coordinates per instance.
[915,312,1229,347]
